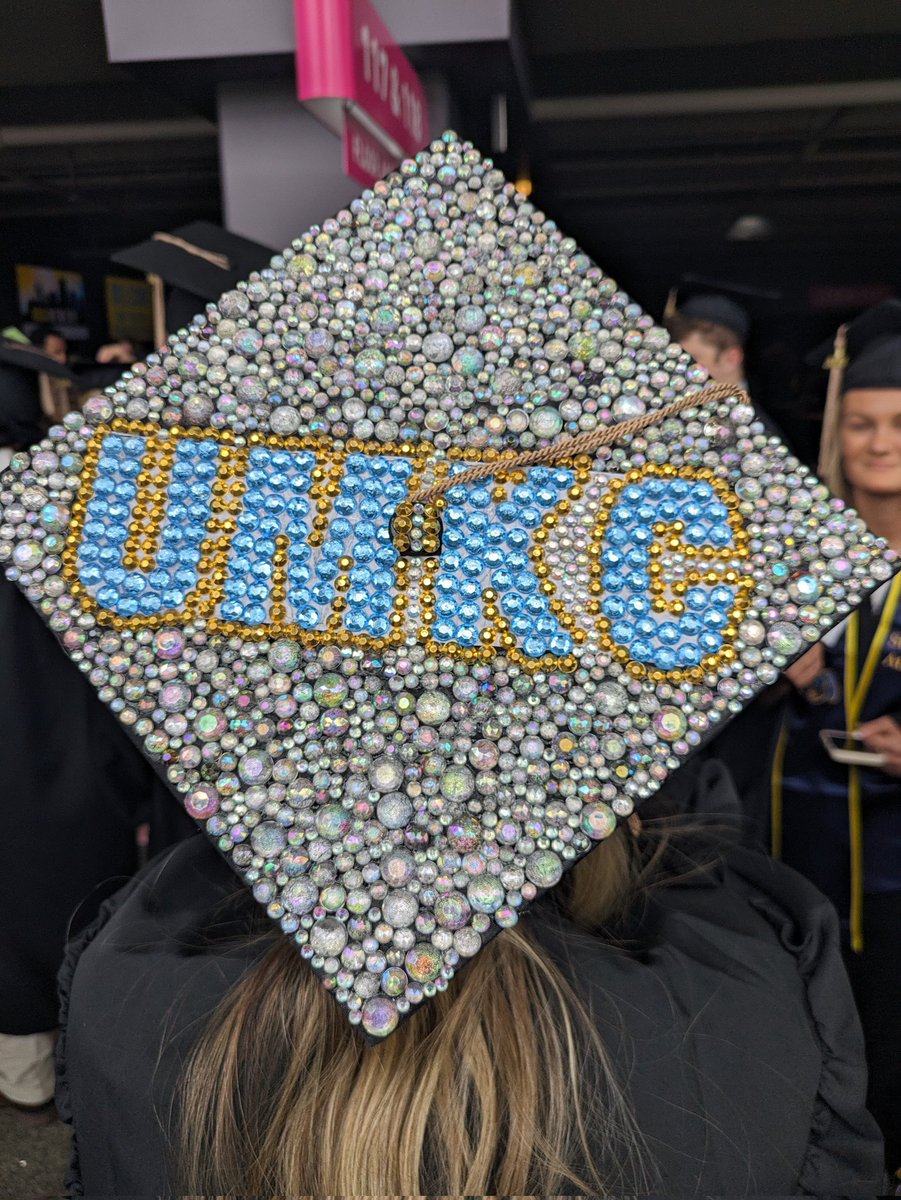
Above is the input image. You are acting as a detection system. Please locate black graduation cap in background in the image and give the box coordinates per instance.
[808,298,901,478]
[664,275,781,346]
[0,342,74,381]
[0,340,75,449]
[807,298,901,391]
[111,221,277,343]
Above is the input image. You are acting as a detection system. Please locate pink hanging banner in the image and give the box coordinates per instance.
[343,109,401,187]
[295,0,427,158]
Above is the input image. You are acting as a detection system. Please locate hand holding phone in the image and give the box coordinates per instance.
[819,729,887,767]
[855,715,901,777]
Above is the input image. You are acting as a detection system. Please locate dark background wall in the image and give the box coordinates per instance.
[2,0,900,459]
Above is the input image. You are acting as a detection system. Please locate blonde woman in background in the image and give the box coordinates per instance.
[774,299,901,1174]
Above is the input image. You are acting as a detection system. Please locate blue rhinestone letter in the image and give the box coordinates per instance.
[219,445,316,628]
[432,465,575,658]
[597,471,745,672]
[77,432,220,618]
[324,453,414,639]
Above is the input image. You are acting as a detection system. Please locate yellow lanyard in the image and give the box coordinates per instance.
[843,572,901,951]
[770,716,789,861]
[771,573,901,950]
[845,573,901,729]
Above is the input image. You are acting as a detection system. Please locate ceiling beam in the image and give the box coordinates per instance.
[532,78,901,121]
[0,193,218,219]
[552,146,901,173]
[0,118,215,147]
[555,170,901,200]
[0,168,220,194]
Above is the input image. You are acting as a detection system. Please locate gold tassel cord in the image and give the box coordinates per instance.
[407,383,749,506]
[151,232,231,271]
[842,572,901,952]
[770,715,790,861]
[817,323,848,479]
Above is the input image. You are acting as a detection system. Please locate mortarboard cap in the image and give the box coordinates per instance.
[0,340,74,449]
[70,362,135,394]
[69,352,141,395]
[2,132,898,1034]
[807,298,901,392]
[111,221,277,341]
[0,341,75,381]
[678,294,749,343]
[808,299,901,478]
[664,275,780,346]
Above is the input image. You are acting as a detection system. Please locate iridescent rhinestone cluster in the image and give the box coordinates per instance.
[0,132,895,1037]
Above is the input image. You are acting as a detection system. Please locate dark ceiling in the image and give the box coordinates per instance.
[512,0,901,320]
[1,0,900,362]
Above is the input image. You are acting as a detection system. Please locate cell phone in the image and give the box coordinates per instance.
[819,729,887,767]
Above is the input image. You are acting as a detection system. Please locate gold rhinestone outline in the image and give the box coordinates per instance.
[63,425,754,677]
[588,462,753,683]
[64,423,580,665]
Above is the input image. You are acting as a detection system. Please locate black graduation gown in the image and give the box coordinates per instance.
[56,834,884,1197]
[768,586,901,1168]
[0,574,195,1034]
[776,592,901,919]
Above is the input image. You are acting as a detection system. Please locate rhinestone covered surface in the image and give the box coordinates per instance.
[1,132,897,1038]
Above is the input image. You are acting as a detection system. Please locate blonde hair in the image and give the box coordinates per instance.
[819,385,852,503]
[176,826,663,1196]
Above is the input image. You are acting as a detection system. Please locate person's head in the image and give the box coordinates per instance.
[816,302,901,504]
[40,328,67,364]
[834,387,901,503]
[667,314,745,386]
[665,290,750,389]
[176,820,683,1196]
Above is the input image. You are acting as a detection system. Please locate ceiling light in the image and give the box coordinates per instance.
[726,213,773,241]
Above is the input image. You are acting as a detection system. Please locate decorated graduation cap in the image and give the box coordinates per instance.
[664,275,780,346]
[0,339,74,449]
[809,299,901,478]
[111,221,277,344]
[1,133,897,1040]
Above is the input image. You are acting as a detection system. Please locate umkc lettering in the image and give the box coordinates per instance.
[64,423,750,675]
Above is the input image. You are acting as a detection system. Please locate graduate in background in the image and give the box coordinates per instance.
[112,220,276,344]
[664,279,753,392]
[663,279,795,820]
[0,222,274,1122]
[772,298,901,1173]
[0,337,76,470]
[664,276,795,447]
[0,567,197,1121]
